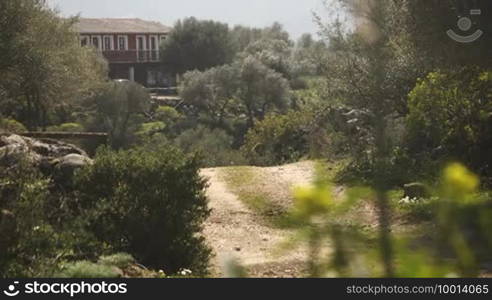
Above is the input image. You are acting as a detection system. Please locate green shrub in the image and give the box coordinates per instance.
[407,68,492,180]
[0,118,27,133]
[174,125,246,167]
[137,121,166,137]
[58,261,121,278]
[98,253,135,269]
[154,106,182,123]
[84,81,151,149]
[74,146,211,275]
[47,122,84,132]
[241,111,311,166]
[0,156,97,277]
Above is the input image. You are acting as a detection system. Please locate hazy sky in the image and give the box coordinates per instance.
[46,0,327,39]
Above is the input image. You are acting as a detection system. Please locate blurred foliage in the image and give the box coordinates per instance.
[407,68,492,181]
[285,163,492,277]
[0,118,27,134]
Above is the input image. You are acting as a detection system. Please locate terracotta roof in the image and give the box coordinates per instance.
[75,18,171,34]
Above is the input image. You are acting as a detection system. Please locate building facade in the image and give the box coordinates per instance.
[75,18,172,87]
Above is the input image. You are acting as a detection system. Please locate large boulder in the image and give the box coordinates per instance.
[0,134,92,184]
[52,154,93,185]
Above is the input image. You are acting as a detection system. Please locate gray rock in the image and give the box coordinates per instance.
[403,182,429,199]
[0,134,92,185]
[53,154,93,183]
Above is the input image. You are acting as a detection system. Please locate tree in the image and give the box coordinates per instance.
[292,34,329,77]
[407,68,492,179]
[87,81,151,149]
[180,65,240,127]
[0,0,107,130]
[160,17,234,75]
[317,0,418,277]
[230,25,264,55]
[235,57,291,127]
[240,38,293,79]
[180,57,291,130]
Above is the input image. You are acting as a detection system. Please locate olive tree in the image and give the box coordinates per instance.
[160,17,234,75]
[0,0,107,130]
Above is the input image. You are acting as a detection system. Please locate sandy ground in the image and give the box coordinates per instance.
[201,161,316,278]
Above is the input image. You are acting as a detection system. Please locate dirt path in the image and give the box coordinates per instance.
[201,161,316,278]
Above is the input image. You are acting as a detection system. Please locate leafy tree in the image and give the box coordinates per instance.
[230,22,293,56]
[230,25,265,54]
[160,17,234,75]
[235,57,291,127]
[292,34,328,77]
[240,38,293,79]
[180,65,240,127]
[261,22,293,45]
[85,81,151,149]
[180,57,291,130]
[407,68,492,179]
[317,0,417,276]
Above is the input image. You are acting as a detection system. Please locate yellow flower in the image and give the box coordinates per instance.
[293,185,333,218]
[443,163,479,196]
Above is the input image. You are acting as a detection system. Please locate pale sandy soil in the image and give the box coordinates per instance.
[201,161,316,278]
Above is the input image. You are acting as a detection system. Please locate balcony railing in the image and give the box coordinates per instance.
[101,50,160,63]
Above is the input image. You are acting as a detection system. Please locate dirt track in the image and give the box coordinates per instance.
[201,161,316,278]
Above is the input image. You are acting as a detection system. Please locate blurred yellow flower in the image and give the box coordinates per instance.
[443,163,479,196]
[293,185,333,218]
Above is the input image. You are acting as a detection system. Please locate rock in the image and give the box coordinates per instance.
[0,134,92,185]
[234,247,241,252]
[403,182,429,199]
[52,154,93,185]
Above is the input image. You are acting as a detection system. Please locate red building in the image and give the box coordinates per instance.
[75,18,172,87]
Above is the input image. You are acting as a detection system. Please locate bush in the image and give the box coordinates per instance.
[174,125,246,167]
[74,146,212,275]
[47,122,84,132]
[241,111,311,166]
[154,106,182,124]
[58,261,121,278]
[406,69,492,180]
[0,118,27,133]
[0,156,100,277]
[84,81,151,149]
[98,253,135,269]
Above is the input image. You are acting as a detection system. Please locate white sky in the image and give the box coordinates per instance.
[46,0,328,39]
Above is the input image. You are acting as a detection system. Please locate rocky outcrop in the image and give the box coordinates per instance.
[0,134,92,184]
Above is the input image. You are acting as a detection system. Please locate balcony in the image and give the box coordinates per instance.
[101,50,160,63]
